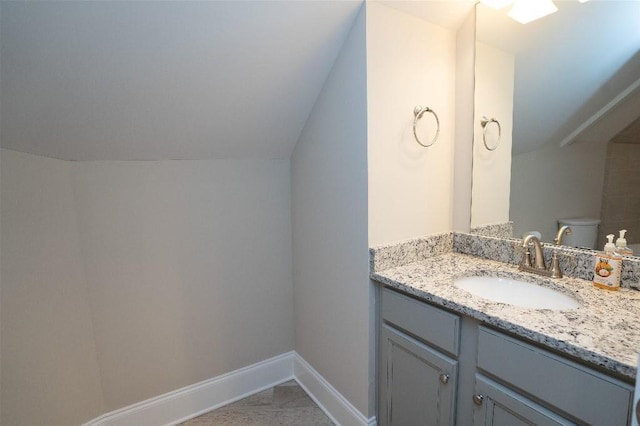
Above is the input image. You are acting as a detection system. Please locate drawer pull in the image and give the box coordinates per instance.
[473,394,484,405]
[439,373,449,384]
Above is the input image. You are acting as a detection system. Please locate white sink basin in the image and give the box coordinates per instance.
[454,276,581,310]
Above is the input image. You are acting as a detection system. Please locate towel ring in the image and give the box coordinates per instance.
[480,116,501,151]
[413,106,440,148]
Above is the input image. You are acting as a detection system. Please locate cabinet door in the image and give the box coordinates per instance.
[477,327,632,425]
[379,324,457,426]
[472,375,573,426]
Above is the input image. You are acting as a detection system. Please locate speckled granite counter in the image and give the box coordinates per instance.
[371,249,640,381]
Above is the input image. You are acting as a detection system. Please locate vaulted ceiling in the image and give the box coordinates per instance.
[1,1,363,161]
[5,1,633,162]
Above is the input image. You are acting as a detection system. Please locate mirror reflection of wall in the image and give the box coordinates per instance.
[472,1,640,255]
[470,41,514,238]
[510,131,606,246]
[600,119,640,253]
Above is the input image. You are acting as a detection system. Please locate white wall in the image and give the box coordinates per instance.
[72,159,293,411]
[471,42,514,228]
[1,150,294,423]
[1,3,473,423]
[367,2,457,246]
[510,138,607,242]
[0,149,105,426]
[291,5,372,419]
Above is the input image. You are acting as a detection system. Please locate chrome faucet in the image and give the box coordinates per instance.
[519,227,571,278]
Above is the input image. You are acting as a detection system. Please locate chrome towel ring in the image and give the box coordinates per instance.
[480,116,501,151]
[413,106,440,148]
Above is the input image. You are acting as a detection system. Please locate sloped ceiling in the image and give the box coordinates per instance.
[379,0,475,30]
[0,1,363,161]
[477,1,640,155]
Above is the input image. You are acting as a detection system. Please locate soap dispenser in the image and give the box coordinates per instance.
[593,234,622,291]
[615,229,634,256]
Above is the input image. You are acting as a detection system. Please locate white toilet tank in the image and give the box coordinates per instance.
[558,217,600,249]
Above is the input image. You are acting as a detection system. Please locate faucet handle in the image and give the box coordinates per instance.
[548,249,563,278]
[521,246,533,268]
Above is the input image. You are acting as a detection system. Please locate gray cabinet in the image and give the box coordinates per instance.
[378,287,634,426]
[472,375,571,426]
[379,289,459,426]
[379,325,457,426]
[474,327,633,426]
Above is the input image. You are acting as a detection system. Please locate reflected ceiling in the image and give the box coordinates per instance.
[477,1,640,155]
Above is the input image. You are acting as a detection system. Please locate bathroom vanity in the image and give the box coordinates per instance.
[379,288,633,425]
[371,234,640,425]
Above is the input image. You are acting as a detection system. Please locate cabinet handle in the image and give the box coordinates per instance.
[473,394,484,405]
[439,373,449,384]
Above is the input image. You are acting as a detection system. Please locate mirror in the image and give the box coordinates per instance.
[471,1,640,256]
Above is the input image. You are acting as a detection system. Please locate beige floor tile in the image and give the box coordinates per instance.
[179,381,334,425]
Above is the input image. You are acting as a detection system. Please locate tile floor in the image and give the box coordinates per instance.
[179,380,335,425]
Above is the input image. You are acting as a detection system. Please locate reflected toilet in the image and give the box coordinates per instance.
[557,217,600,249]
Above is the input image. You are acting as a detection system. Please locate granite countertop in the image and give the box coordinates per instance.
[371,252,640,380]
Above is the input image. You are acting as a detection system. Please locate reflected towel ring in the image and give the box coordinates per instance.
[413,106,440,148]
[481,116,501,151]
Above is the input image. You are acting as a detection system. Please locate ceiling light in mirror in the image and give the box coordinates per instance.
[508,0,558,24]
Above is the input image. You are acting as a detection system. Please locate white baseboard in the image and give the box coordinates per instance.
[82,352,295,426]
[81,351,375,426]
[293,353,376,426]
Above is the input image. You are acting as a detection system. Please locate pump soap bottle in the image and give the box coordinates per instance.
[615,229,634,256]
[593,234,622,291]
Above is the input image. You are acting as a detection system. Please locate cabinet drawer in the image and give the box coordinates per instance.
[381,288,460,356]
[477,327,633,425]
